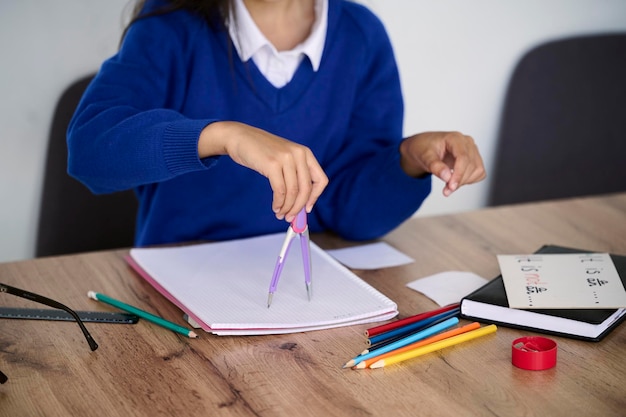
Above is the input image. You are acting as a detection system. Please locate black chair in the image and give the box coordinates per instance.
[36,74,138,257]
[488,33,626,206]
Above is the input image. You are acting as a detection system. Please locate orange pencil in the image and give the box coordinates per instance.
[354,322,481,369]
[370,325,497,369]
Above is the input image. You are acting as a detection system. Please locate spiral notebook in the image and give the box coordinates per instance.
[127,233,398,335]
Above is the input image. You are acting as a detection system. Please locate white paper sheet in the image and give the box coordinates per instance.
[326,242,414,269]
[406,271,488,307]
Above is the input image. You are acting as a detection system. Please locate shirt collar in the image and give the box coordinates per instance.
[228,0,327,71]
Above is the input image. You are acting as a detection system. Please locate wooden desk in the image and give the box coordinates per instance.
[1,193,625,417]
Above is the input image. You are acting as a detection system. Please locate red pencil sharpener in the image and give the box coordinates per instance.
[511,336,557,371]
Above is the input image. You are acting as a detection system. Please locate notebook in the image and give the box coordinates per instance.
[127,233,398,336]
[460,245,626,342]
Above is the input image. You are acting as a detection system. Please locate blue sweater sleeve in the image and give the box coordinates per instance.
[313,5,432,240]
[67,10,217,194]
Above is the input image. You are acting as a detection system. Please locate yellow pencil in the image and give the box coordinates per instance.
[354,322,481,369]
[369,324,497,369]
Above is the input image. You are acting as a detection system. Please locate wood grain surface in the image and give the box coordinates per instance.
[1,193,625,417]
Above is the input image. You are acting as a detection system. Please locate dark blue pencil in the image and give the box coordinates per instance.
[366,308,460,348]
[344,317,460,368]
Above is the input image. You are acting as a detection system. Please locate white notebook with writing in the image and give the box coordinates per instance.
[127,233,398,335]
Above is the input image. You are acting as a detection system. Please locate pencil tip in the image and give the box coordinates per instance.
[189,331,198,338]
[342,359,355,368]
[267,293,273,308]
[354,362,367,369]
[370,361,384,369]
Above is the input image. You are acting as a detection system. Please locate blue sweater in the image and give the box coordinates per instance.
[67,0,431,246]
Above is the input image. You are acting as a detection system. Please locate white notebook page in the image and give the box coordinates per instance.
[129,233,397,335]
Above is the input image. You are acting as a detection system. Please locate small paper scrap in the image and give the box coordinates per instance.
[326,242,414,270]
[407,271,488,306]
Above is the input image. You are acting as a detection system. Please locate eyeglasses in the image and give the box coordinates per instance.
[0,283,99,384]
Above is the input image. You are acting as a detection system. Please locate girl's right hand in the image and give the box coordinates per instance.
[198,121,328,223]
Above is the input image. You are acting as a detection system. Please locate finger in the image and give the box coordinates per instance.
[425,157,456,197]
[447,154,469,193]
[459,158,485,186]
[423,155,453,184]
[465,149,487,184]
[267,165,288,219]
[306,160,328,212]
[278,158,300,221]
[450,139,485,184]
[284,161,313,223]
[446,148,487,196]
[440,135,475,195]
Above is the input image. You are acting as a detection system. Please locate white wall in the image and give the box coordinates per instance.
[0,0,130,263]
[366,0,626,217]
[1,0,625,263]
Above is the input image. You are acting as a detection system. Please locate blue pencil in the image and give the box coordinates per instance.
[343,317,459,368]
[361,309,460,355]
[367,308,460,346]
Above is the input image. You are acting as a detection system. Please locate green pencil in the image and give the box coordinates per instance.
[88,291,198,338]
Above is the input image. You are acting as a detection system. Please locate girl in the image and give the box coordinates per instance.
[67,0,485,246]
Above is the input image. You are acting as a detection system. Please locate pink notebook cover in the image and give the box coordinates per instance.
[125,254,213,332]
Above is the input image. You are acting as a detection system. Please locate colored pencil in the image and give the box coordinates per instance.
[354,322,480,369]
[367,308,460,346]
[88,291,198,338]
[365,303,460,338]
[343,317,459,368]
[360,309,460,355]
[369,324,497,369]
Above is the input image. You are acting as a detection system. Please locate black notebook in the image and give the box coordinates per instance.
[460,245,626,342]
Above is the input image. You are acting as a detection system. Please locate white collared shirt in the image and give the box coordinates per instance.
[228,0,328,88]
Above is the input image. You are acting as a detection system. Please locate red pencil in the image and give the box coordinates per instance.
[365,303,460,338]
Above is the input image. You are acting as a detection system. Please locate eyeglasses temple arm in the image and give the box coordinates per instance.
[0,283,98,351]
